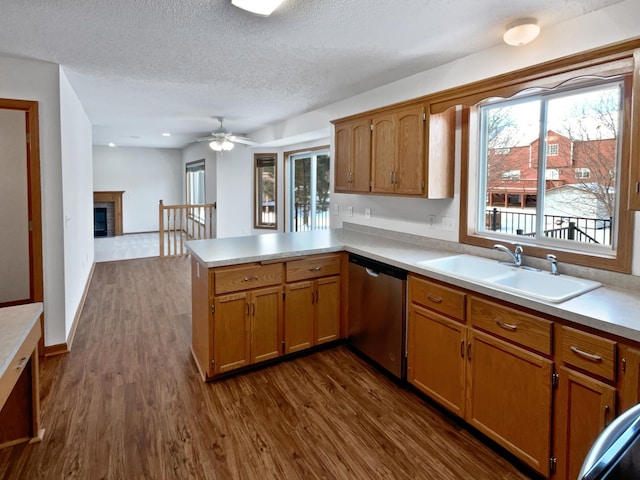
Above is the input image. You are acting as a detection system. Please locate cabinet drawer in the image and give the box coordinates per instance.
[560,326,616,381]
[286,254,341,282]
[408,275,465,321]
[469,296,552,356]
[214,263,283,295]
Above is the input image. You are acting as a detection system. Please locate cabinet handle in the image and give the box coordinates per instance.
[246,302,250,316]
[311,291,315,304]
[495,320,518,331]
[460,340,465,358]
[622,357,627,373]
[570,346,603,362]
[243,275,258,282]
[467,343,472,361]
[426,294,443,304]
[315,290,319,303]
[308,266,322,271]
[14,356,28,370]
[636,181,640,193]
[604,404,611,425]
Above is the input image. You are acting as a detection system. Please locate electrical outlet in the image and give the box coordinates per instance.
[365,208,371,219]
[442,216,454,231]
[427,215,437,228]
[348,206,353,217]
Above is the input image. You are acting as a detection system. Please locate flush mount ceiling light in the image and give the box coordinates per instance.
[231,0,284,16]
[209,139,234,152]
[503,18,540,46]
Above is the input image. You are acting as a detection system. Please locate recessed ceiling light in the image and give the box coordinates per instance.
[231,0,284,16]
[162,132,171,137]
[108,142,116,147]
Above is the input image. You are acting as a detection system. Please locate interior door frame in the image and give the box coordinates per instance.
[0,98,44,350]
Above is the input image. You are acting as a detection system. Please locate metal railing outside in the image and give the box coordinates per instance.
[485,207,612,245]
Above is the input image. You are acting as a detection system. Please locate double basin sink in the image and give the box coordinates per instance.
[416,254,601,303]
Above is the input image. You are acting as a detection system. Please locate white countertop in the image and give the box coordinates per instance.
[187,229,640,344]
[0,303,43,379]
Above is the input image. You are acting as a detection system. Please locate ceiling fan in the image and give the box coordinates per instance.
[196,116,257,152]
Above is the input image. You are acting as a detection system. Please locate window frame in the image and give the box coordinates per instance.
[449,44,638,273]
[254,153,278,230]
[185,159,205,224]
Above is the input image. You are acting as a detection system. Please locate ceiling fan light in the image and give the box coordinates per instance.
[209,141,223,152]
[503,19,540,46]
[222,140,234,151]
[231,0,284,17]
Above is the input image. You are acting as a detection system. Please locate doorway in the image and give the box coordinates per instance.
[287,147,330,232]
[0,99,43,317]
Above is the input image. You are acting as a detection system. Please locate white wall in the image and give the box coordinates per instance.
[0,54,68,346]
[60,68,94,340]
[93,146,183,232]
[215,147,254,238]
[0,109,30,303]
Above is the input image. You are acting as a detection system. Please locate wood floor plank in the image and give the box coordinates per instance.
[0,257,536,479]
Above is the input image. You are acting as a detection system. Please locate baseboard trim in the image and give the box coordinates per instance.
[44,261,96,357]
[124,230,158,235]
[44,343,68,357]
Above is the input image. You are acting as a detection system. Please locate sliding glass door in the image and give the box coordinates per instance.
[289,150,330,232]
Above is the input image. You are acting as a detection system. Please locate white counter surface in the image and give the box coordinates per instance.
[0,303,43,379]
[187,229,640,344]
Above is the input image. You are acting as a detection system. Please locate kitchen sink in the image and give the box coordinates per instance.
[416,254,601,303]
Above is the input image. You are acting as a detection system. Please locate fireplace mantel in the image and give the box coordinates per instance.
[93,191,124,236]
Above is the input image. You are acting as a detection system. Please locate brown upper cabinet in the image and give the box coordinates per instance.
[332,101,455,198]
[334,117,372,193]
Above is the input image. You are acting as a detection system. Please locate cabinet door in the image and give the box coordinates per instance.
[315,276,340,344]
[553,366,616,480]
[284,281,314,353]
[466,330,552,476]
[394,104,424,196]
[335,118,371,193]
[213,292,251,374]
[351,119,372,193]
[618,345,640,414]
[250,286,283,364]
[334,122,352,192]
[407,304,466,417]
[371,112,396,193]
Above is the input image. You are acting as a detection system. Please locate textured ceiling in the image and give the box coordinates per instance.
[0,0,623,148]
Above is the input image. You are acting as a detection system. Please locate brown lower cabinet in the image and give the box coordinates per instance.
[191,253,343,381]
[407,273,633,479]
[552,366,615,480]
[284,276,341,354]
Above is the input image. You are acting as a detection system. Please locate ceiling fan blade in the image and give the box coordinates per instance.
[229,135,257,146]
[195,136,215,142]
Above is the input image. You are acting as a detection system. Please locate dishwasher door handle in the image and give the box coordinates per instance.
[365,268,380,278]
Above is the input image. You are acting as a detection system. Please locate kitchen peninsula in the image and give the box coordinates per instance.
[187,224,640,479]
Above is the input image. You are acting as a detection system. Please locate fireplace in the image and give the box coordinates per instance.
[93,191,124,236]
[94,207,108,237]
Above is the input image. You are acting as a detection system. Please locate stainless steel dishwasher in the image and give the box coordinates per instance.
[348,254,407,379]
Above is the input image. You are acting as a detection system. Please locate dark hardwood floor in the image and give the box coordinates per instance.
[0,256,534,479]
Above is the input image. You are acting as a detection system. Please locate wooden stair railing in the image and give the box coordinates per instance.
[159,200,216,257]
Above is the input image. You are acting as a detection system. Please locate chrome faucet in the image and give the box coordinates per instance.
[546,254,559,275]
[493,244,523,267]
